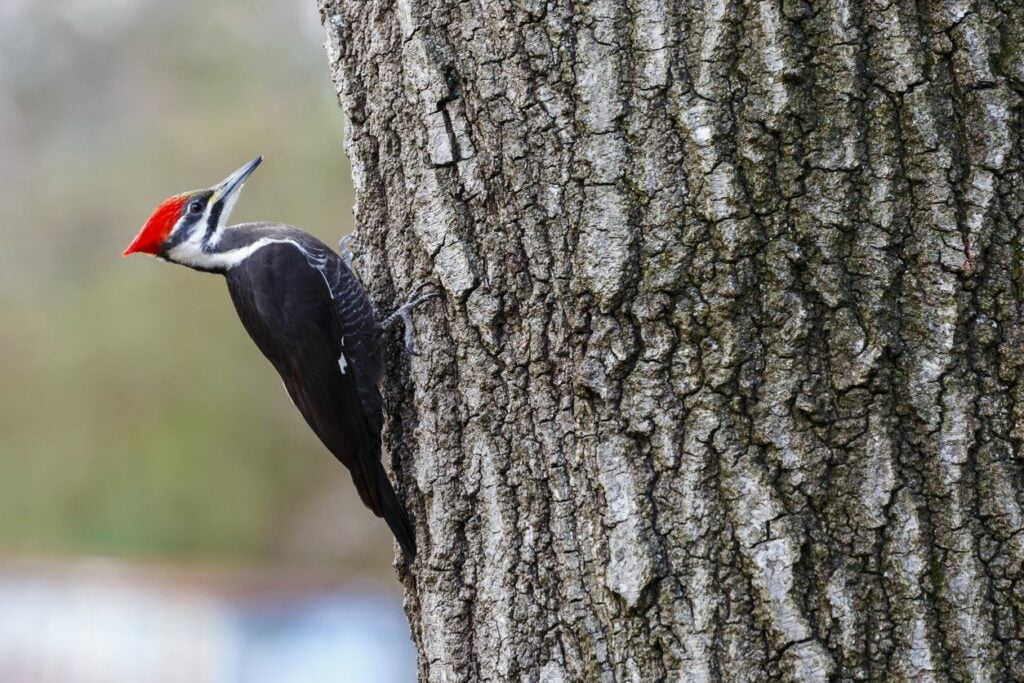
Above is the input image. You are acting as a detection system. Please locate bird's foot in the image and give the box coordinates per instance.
[382,281,441,355]
[338,234,357,270]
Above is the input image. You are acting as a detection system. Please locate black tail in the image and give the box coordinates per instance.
[370,460,417,557]
[346,444,417,558]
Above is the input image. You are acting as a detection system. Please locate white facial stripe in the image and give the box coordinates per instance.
[337,352,348,374]
[165,188,243,252]
[185,202,215,249]
[206,187,244,249]
[160,198,210,257]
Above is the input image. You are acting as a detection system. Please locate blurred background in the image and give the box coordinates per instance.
[0,1,414,681]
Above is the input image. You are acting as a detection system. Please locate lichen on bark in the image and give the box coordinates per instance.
[318,0,1024,679]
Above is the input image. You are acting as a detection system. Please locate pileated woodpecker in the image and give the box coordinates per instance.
[123,156,431,557]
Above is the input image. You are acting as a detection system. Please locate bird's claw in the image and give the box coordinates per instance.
[382,281,441,355]
[338,234,357,269]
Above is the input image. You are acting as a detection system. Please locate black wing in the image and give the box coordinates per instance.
[225,242,415,556]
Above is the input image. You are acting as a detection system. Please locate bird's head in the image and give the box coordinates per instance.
[123,155,262,263]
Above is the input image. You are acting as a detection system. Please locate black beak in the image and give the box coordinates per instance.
[212,155,262,201]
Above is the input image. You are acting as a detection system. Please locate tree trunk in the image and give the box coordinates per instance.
[317,0,1024,679]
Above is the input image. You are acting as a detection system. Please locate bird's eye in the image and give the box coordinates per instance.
[188,201,204,214]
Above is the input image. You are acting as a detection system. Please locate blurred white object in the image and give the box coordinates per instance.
[0,560,414,683]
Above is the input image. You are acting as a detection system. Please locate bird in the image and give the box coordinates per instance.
[122,156,433,557]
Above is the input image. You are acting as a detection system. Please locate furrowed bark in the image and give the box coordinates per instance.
[317,0,1024,680]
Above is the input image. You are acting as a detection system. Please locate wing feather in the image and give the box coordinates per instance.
[225,242,415,555]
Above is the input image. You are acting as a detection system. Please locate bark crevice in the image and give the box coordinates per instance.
[319,0,1024,679]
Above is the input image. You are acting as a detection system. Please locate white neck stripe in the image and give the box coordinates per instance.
[167,236,306,272]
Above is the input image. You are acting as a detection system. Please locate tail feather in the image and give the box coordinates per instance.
[357,458,416,558]
[375,468,417,557]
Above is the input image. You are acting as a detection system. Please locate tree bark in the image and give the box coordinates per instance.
[317,0,1024,680]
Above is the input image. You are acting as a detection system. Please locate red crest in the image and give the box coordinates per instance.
[123,194,188,256]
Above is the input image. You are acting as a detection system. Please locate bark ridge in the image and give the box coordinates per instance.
[318,0,1024,679]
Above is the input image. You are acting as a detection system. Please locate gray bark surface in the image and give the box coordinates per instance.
[318,0,1024,680]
